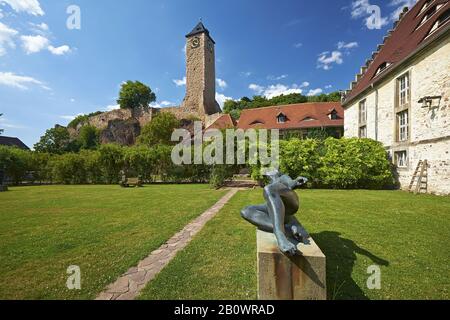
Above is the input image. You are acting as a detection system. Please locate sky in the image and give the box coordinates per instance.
[0,0,418,148]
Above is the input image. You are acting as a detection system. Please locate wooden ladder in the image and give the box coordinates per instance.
[409,160,428,194]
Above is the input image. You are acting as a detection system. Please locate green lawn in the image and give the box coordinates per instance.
[139,189,450,300]
[0,185,227,300]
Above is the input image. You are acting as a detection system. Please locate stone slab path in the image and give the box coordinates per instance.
[96,188,240,300]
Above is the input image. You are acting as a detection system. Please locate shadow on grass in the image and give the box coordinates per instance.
[312,231,389,300]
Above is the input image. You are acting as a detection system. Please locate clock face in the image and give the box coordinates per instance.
[191,37,200,48]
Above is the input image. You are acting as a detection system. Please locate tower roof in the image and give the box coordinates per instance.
[186,22,215,43]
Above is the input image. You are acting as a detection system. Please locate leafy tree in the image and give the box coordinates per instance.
[98,144,124,184]
[117,81,156,110]
[0,113,4,135]
[34,126,73,154]
[77,125,100,150]
[137,112,180,146]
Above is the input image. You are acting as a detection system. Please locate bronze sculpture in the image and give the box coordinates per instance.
[241,171,309,256]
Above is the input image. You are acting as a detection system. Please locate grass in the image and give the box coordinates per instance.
[0,185,227,300]
[139,189,450,300]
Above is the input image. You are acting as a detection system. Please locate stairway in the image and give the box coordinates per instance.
[408,160,428,194]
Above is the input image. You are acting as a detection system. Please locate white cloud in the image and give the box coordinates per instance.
[173,77,186,87]
[59,114,81,121]
[337,41,359,50]
[70,98,75,103]
[216,78,227,90]
[317,51,343,70]
[150,100,174,108]
[0,71,49,90]
[267,74,288,81]
[0,0,44,16]
[48,45,71,55]
[250,83,303,99]
[293,42,303,48]
[325,85,333,89]
[0,117,26,129]
[307,88,324,96]
[215,93,234,109]
[300,81,310,88]
[105,104,120,111]
[20,34,49,54]
[249,83,264,95]
[0,22,18,56]
[240,71,252,77]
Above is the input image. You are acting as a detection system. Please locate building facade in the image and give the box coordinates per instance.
[342,0,450,195]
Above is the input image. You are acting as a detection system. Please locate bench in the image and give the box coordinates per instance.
[120,177,143,188]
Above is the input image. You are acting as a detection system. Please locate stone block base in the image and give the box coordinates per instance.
[257,230,326,300]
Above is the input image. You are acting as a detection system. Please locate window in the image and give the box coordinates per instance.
[428,9,450,35]
[374,62,391,76]
[329,110,340,120]
[358,100,367,138]
[359,100,367,124]
[359,126,367,139]
[398,73,410,107]
[395,151,408,168]
[397,110,409,142]
[419,0,433,15]
[277,113,287,124]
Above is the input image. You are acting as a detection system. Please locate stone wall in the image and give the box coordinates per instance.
[344,35,450,195]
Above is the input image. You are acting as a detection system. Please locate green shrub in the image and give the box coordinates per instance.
[50,153,87,184]
[98,144,125,184]
[0,146,31,185]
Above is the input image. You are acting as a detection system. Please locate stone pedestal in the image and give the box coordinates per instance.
[257,230,326,300]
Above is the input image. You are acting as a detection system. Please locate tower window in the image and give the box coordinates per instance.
[329,110,340,120]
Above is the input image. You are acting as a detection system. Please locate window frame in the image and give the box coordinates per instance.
[395,71,411,143]
[358,99,367,138]
[395,150,408,169]
[397,110,409,142]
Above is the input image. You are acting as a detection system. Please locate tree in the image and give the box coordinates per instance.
[34,126,73,154]
[77,125,100,150]
[0,113,4,135]
[137,112,180,146]
[117,81,156,110]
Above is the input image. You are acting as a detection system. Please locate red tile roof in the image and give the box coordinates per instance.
[206,113,235,130]
[344,0,450,105]
[236,102,344,130]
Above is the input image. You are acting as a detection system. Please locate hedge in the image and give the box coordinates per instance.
[0,137,395,189]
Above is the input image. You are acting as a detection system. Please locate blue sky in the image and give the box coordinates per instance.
[0,0,417,148]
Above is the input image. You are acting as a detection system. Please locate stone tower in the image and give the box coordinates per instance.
[181,22,221,117]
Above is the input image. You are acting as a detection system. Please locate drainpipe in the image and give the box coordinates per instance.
[372,84,379,141]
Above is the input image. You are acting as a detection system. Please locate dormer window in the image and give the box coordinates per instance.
[250,120,265,126]
[301,116,317,122]
[329,110,340,120]
[375,62,391,76]
[427,8,450,35]
[418,0,433,15]
[277,113,288,124]
[418,4,443,28]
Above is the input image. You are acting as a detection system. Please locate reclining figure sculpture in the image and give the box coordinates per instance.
[241,171,309,256]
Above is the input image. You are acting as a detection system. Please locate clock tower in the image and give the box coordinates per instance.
[181,22,221,117]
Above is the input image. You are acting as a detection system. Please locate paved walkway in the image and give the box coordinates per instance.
[96,188,240,300]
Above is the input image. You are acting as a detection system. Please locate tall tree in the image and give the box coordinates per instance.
[34,126,73,154]
[137,112,180,146]
[77,125,100,150]
[117,81,156,110]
